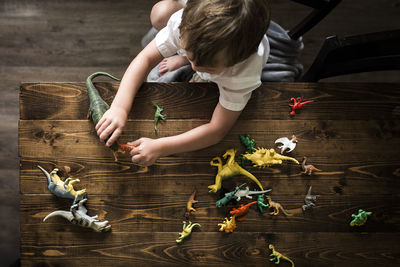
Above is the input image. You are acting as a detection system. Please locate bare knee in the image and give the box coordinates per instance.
[150,0,184,30]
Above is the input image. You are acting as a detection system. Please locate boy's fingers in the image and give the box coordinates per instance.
[97,119,112,138]
[131,154,142,164]
[95,117,106,131]
[100,123,115,142]
[106,128,121,147]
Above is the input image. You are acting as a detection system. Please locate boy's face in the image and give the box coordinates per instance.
[186,50,228,75]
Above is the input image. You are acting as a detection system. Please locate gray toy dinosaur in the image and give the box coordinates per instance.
[38,165,87,204]
[302,186,316,211]
[234,186,272,202]
[215,183,246,208]
[43,198,111,232]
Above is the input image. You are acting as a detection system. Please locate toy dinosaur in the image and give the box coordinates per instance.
[234,186,272,202]
[185,190,199,219]
[257,193,269,213]
[239,134,256,153]
[209,149,264,193]
[350,209,372,227]
[176,221,201,243]
[243,148,299,168]
[38,165,86,204]
[43,198,111,232]
[153,102,166,131]
[301,156,321,175]
[289,97,314,116]
[218,216,237,233]
[266,196,293,216]
[302,186,316,211]
[215,183,246,208]
[229,201,257,221]
[275,135,297,154]
[268,244,295,267]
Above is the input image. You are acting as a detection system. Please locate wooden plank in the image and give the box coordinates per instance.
[20,194,400,233]
[20,157,400,196]
[20,232,400,266]
[18,119,400,159]
[19,82,400,120]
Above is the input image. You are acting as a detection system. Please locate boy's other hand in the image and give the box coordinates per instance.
[128,138,162,167]
[159,55,189,76]
[95,107,127,147]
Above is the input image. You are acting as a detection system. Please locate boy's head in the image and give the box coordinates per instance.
[179,0,270,71]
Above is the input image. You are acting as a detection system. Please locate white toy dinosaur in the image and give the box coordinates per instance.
[234,186,272,202]
[275,135,297,154]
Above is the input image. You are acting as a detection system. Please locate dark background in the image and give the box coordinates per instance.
[1,0,400,266]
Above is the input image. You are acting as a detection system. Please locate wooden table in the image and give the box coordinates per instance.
[19,82,400,266]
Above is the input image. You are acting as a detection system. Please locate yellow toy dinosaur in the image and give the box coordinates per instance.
[266,196,293,216]
[243,148,299,168]
[218,216,237,233]
[208,148,264,193]
[268,244,294,266]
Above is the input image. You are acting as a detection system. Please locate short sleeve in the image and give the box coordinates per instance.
[218,82,261,111]
[154,9,183,58]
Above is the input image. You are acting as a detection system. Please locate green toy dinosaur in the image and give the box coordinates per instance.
[239,134,256,168]
[256,193,269,213]
[350,209,372,227]
[86,72,121,160]
[269,244,295,266]
[176,221,201,244]
[153,102,166,131]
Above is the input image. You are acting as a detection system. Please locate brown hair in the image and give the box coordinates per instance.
[179,0,270,67]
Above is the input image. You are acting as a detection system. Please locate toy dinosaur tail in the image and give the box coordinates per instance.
[37,165,51,186]
[43,210,74,222]
[239,167,264,191]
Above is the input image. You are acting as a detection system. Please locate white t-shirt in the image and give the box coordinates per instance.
[155,9,270,111]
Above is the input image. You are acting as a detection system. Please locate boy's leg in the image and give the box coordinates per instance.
[150,0,185,30]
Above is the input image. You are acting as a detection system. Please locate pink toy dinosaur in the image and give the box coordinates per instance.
[289,97,314,116]
[229,201,257,221]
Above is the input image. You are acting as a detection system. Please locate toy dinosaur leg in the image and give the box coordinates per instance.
[208,175,222,193]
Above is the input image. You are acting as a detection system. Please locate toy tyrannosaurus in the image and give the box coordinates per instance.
[43,198,111,232]
[275,135,297,154]
[38,165,86,204]
[153,102,166,131]
[185,190,199,219]
[301,156,321,175]
[218,216,237,233]
[268,244,295,267]
[302,186,316,211]
[266,196,293,216]
[350,209,372,227]
[215,183,246,208]
[176,221,201,243]
[289,97,314,116]
[234,186,272,202]
[209,148,264,193]
[230,201,257,221]
[243,148,299,168]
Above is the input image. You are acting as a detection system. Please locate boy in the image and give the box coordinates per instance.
[96,0,271,166]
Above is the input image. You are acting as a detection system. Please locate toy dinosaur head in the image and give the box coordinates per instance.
[223,148,237,159]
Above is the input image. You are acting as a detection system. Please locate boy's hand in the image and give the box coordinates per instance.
[128,138,163,166]
[95,107,127,147]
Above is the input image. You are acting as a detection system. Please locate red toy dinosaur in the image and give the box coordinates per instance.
[229,201,257,221]
[289,97,314,116]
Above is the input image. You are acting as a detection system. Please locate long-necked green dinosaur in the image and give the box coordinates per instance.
[86,72,135,161]
[176,221,201,243]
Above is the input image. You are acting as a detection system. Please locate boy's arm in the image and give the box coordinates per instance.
[96,39,164,146]
[129,103,241,166]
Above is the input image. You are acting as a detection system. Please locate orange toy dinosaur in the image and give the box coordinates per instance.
[229,201,257,221]
[301,156,321,175]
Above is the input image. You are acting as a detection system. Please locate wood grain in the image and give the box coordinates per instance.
[20,82,400,120]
